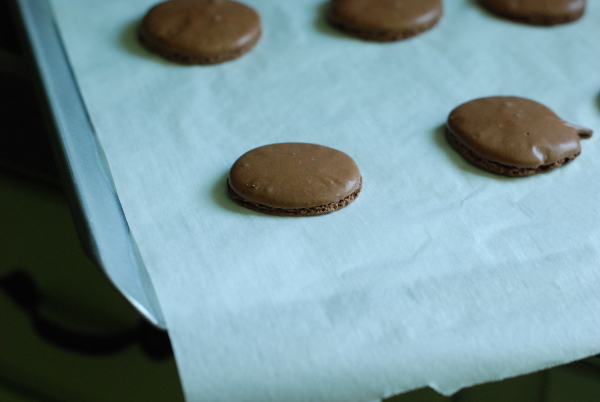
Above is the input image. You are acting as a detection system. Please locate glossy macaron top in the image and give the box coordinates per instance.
[139,0,261,63]
[478,0,586,25]
[228,143,361,210]
[327,0,443,41]
[446,96,592,168]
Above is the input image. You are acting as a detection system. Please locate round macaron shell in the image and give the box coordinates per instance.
[228,143,361,210]
[327,0,443,41]
[139,0,261,64]
[477,0,586,25]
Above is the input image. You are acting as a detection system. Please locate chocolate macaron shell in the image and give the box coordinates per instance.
[446,96,592,176]
[139,0,261,65]
[477,0,586,26]
[327,0,443,42]
[228,143,362,216]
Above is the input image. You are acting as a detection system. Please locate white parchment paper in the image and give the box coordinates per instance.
[49,0,600,400]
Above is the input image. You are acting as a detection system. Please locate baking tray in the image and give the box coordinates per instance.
[20,1,600,400]
[13,0,165,328]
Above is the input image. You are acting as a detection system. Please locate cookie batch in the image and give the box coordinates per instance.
[137,0,593,215]
[138,0,588,65]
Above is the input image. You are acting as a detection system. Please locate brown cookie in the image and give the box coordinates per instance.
[228,143,362,216]
[445,96,592,177]
[327,0,443,42]
[139,0,261,65]
[477,0,586,26]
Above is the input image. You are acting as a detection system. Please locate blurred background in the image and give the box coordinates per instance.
[1,1,599,400]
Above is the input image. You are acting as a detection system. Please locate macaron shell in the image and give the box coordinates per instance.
[139,0,261,64]
[228,143,361,210]
[327,0,443,41]
[446,96,592,169]
[477,0,586,25]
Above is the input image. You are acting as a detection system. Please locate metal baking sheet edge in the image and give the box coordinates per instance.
[14,0,166,329]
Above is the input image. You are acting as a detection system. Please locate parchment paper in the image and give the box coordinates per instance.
[49,0,600,400]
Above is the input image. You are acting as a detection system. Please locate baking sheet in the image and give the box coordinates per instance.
[15,0,166,328]
[48,0,600,401]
